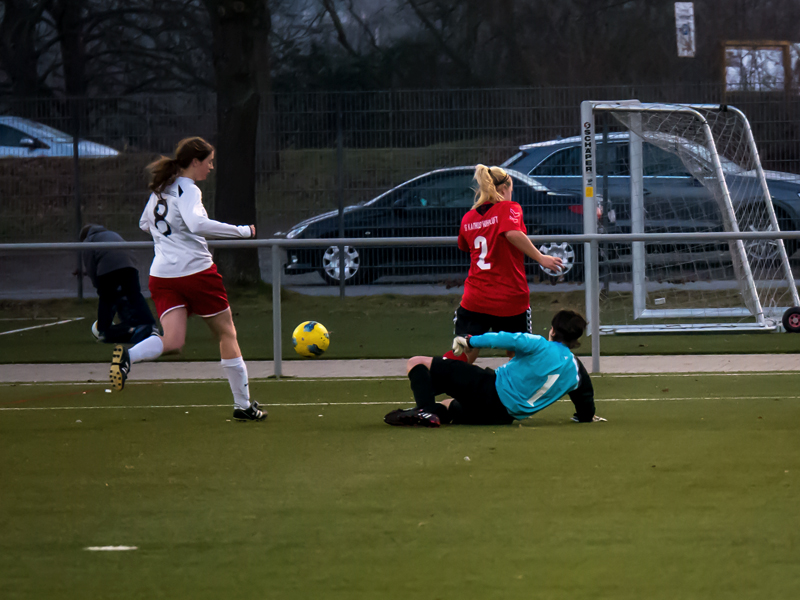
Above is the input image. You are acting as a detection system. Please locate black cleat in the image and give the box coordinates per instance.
[384,407,441,428]
[233,401,268,421]
[109,345,130,391]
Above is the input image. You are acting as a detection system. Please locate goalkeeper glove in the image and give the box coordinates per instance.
[452,335,472,356]
[571,414,607,423]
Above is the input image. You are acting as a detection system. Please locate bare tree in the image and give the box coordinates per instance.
[0,0,51,97]
[204,0,271,283]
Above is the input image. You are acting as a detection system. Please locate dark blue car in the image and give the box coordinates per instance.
[279,167,590,284]
[502,133,800,262]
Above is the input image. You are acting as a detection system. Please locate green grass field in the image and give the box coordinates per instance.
[1,288,799,364]
[2,374,800,600]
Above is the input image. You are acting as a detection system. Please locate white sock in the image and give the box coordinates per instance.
[128,335,164,364]
[221,356,250,409]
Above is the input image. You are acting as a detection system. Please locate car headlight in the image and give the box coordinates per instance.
[286,225,308,239]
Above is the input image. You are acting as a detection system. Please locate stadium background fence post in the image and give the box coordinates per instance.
[71,97,83,300]
[272,243,282,379]
[580,101,600,372]
[336,95,345,299]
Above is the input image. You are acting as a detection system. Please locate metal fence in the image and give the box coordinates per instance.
[1,84,799,295]
[2,230,799,374]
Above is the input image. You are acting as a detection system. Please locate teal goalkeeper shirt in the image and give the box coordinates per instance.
[468,331,582,420]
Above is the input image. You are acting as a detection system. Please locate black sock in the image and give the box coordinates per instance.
[408,364,436,409]
[429,402,451,423]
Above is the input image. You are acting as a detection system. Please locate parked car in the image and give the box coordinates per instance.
[279,167,592,284]
[502,133,800,260]
[0,116,119,157]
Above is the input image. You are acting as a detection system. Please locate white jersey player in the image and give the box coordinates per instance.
[109,137,266,421]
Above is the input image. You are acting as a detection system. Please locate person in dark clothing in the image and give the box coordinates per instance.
[80,224,157,344]
[385,310,605,427]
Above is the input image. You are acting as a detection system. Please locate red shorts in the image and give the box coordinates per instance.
[149,264,230,319]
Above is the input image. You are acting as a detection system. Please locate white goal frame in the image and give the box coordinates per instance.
[580,100,800,334]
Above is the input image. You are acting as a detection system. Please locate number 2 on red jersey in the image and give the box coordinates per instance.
[474,235,491,270]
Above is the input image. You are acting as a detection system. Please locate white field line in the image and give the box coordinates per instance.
[0,317,84,336]
[2,396,800,412]
[0,377,410,387]
[0,371,798,387]
[0,317,59,321]
[596,372,800,378]
[85,546,137,552]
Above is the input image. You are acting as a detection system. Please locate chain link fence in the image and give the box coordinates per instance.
[1,83,798,296]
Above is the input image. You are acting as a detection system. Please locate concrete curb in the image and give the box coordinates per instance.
[0,355,798,383]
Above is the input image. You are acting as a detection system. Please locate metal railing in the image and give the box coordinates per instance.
[2,230,799,375]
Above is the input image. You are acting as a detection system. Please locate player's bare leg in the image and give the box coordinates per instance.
[204,308,240,359]
[158,307,189,354]
[205,309,264,421]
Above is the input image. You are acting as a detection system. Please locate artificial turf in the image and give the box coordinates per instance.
[1,288,799,364]
[2,374,800,600]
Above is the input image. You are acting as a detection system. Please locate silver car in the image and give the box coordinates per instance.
[0,116,119,158]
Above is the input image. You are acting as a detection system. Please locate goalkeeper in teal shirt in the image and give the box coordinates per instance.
[385,310,605,427]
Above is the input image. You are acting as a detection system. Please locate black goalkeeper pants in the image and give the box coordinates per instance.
[409,357,515,425]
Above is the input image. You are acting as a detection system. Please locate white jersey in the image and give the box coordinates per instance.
[139,176,252,278]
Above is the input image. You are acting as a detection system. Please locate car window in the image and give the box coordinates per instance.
[404,173,475,208]
[530,147,581,176]
[595,142,691,177]
[595,142,630,176]
[643,144,691,177]
[531,143,632,177]
[0,125,29,147]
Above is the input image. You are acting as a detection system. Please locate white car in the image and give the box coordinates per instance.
[0,116,119,158]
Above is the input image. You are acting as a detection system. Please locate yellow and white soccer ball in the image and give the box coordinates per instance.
[292,321,330,358]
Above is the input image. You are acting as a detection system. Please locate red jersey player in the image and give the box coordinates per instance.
[445,164,563,364]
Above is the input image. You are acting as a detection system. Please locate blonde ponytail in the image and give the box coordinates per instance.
[472,164,511,210]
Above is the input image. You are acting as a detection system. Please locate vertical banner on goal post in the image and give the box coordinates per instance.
[580,101,600,371]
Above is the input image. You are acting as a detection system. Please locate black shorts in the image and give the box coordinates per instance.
[453,305,531,337]
[430,357,514,425]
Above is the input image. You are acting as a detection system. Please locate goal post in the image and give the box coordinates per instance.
[581,100,799,334]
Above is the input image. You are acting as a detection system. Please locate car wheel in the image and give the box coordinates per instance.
[741,206,797,263]
[319,245,378,285]
[743,221,782,263]
[538,241,583,282]
[775,208,799,261]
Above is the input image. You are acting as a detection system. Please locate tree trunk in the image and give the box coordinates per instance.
[205,0,271,284]
[0,0,48,101]
[51,0,89,96]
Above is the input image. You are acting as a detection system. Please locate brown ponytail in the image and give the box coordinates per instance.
[472,164,511,210]
[146,136,214,196]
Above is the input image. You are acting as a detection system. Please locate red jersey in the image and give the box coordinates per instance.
[457,201,529,317]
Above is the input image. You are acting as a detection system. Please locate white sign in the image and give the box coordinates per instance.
[675,2,696,58]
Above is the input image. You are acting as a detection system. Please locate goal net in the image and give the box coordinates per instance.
[580,100,799,333]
